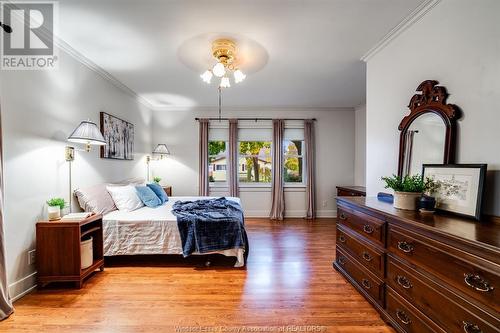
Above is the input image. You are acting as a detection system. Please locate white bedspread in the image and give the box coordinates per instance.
[103,196,245,267]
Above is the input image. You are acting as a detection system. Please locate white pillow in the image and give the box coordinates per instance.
[106,185,144,212]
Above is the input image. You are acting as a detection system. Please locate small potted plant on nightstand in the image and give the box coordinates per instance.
[381,174,425,210]
[46,198,66,221]
[153,176,162,185]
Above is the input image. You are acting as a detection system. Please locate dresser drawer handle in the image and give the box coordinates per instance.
[397,241,414,253]
[339,213,347,220]
[338,256,346,266]
[361,278,371,289]
[463,321,482,333]
[395,309,412,325]
[338,235,346,243]
[362,224,374,234]
[396,275,413,289]
[464,273,494,292]
[362,251,373,262]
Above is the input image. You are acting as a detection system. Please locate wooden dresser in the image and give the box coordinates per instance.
[334,197,500,333]
[336,185,366,197]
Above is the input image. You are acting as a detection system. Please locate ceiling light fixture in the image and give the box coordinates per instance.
[200,38,246,88]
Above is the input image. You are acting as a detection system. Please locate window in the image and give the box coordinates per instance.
[209,141,227,183]
[283,139,304,183]
[238,141,272,183]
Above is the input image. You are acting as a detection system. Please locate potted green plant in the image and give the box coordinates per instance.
[418,177,441,213]
[381,174,426,210]
[153,176,162,184]
[46,198,65,221]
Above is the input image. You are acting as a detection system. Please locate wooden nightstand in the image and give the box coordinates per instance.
[36,214,104,288]
[162,186,172,196]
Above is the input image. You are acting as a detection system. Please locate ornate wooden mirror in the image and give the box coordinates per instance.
[398,80,461,176]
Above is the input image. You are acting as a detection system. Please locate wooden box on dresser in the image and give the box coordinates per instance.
[333,197,500,333]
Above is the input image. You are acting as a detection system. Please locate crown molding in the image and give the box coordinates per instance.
[151,106,354,113]
[55,38,155,110]
[360,0,441,62]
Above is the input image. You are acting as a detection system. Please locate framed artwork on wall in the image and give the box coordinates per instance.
[422,164,487,220]
[100,112,134,160]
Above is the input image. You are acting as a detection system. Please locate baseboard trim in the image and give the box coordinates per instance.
[244,210,336,218]
[9,271,37,302]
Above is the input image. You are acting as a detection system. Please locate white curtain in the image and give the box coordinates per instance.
[228,119,239,197]
[304,119,316,219]
[269,119,285,220]
[198,119,209,196]
[0,105,13,320]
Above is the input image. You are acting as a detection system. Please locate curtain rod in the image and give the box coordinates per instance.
[195,117,317,121]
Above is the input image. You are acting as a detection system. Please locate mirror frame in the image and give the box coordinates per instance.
[398,80,461,176]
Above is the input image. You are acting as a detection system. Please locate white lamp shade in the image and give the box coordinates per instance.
[153,144,170,155]
[200,70,213,83]
[68,120,106,146]
[212,62,226,77]
[234,69,246,83]
[220,77,231,88]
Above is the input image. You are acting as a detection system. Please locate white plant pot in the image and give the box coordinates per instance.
[393,191,421,210]
[47,206,61,221]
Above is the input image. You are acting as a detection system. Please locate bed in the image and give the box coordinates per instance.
[102,196,247,267]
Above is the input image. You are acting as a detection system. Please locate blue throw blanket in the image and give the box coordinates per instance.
[172,197,246,257]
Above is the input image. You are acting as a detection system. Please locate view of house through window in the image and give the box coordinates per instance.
[208,141,227,183]
[239,141,272,183]
[284,140,304,183]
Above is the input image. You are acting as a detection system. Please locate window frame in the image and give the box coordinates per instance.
[238,140,273,188]
[283,138,306,187]
[208,140,229,188]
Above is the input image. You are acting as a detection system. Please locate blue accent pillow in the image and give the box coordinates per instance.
[135,186,162,208]
[147,183,169,204]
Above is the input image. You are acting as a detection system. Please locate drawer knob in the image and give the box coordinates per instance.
[464,273,494,292]
[395,309,412,325]
[397,241,414,253]
[362,251,373,262]
[462,321,482,333]
[361,278,371,289]
[363,224,374,234]
[396,275,413,289]
[338,235,346,243]
[339,213,347,220]
[338,256,346,266]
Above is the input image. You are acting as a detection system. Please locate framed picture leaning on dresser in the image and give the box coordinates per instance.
[422,164,487,220]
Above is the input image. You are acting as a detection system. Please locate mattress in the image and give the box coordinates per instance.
[103,196,245,267]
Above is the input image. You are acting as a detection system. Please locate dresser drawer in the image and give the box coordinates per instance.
[336,225,385,278]
[387,255,500,333]
[386,287,446,333]
[337,205,386,246]
[388,225,500,312]
[335,247,384,305]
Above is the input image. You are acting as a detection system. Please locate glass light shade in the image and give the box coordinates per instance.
[153,144,170,156]
[220,77,231,88]
[200,70,213,83]
[233,69,246,83]
[68,120,106,146]
[212,62,226,77]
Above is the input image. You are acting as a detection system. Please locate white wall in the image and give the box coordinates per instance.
[152,107,355,218]
[366,0,500,215]
[354,104,366,186]
[0,49,153,300]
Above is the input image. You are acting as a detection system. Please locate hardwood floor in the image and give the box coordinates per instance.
[2,218,394,333]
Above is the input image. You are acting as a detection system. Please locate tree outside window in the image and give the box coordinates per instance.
[238,141,272,183]
[284,140,304,183]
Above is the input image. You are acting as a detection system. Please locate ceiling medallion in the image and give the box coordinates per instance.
[200,38,246,88]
